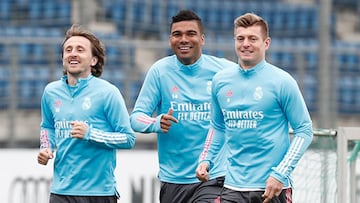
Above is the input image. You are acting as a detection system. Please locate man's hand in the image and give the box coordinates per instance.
[262,176,283,203]
[160,109,178,133]
[37,148,53,165]
[196,162,210,182]
[71,121,88,139]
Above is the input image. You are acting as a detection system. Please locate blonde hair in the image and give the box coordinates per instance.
[234,13,269,39]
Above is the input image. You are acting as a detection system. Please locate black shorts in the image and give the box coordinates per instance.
[220,187,292,203]
[49,193,118,203]
[160,176,224,203]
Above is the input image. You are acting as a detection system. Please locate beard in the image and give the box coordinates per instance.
[66,66,86,78]
[67,69,81,76]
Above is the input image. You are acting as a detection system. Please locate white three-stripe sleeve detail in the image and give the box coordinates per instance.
[276,136,305,175]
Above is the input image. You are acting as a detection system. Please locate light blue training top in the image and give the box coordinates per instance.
[130,54,236,184]
[40,74,135,196]
[202,60,313,190]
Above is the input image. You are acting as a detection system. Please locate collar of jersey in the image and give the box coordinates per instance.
[61,74,93,87]
[176,55,202,71]
[238,60,266,74]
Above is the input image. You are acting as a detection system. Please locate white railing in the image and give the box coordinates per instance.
[337,127,360,203]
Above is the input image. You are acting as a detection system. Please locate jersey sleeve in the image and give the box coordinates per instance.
[130,66,163,133]
[199,79,226,169]
[271,76,313,184]
[86,87,136,149]
[39,90,56,151]
[198,127,225,170]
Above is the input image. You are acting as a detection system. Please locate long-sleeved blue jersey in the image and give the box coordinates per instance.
[40,74,135,196]
[130,54,236,184]
[202,60,313,190]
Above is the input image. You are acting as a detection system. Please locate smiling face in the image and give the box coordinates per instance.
[62,36,98,80]
[234,25,270,70]
[169,20,205,65]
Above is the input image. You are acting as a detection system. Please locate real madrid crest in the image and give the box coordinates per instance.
[206,81,212,94]
[253,86,263,101]
[82,97,91,110]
